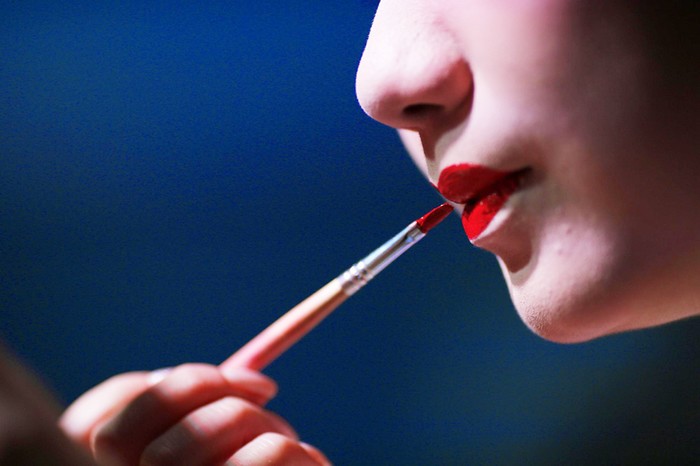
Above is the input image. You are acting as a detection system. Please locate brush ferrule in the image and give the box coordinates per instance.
[339,222,426,296]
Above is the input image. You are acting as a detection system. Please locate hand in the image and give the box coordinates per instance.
[60,363,330,465]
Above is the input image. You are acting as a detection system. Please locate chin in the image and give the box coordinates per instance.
[497,251,635,344]
[503,262,695,344]
[511,295,622,344]
[500,225,700,343]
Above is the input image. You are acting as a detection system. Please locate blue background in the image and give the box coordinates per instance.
[2,2,698,464]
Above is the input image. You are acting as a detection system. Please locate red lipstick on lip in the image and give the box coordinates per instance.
[437,164,525,241]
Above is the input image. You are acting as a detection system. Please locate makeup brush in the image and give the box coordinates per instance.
[220,202,453,372]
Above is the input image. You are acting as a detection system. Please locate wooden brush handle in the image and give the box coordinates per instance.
[220,279,349,372]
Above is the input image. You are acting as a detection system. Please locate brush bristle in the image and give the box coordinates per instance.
[416,202,454,233]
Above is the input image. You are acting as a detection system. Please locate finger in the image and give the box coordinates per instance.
[225,432,330,466]
[218,365,278,406]
[141,397,298,466]
[91,363,276,466]
[59,371,151,448]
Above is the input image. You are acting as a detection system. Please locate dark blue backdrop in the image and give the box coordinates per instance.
[2,2,698,464]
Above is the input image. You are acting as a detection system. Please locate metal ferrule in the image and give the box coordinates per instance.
[338,222,426,296]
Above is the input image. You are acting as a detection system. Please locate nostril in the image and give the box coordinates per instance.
[402,103,442,119]
[401,90,471,131]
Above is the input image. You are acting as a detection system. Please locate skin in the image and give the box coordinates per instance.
[356,0,700,342]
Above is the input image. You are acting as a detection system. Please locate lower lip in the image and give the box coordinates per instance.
[437,164,526,241]
[462,171,523,240]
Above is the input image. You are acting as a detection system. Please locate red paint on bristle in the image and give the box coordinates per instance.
[416,202,454,233]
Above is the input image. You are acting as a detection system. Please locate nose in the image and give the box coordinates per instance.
[355,1,472,133]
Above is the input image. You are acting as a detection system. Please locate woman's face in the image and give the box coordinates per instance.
[356,0,700,342]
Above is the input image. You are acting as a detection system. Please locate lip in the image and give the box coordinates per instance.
[437,164,529,240]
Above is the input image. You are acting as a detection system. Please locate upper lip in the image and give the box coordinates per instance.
[436,164,530,205]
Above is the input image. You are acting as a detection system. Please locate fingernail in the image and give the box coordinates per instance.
[147,367,172,386]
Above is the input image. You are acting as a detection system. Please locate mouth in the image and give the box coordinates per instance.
[437,164,530,241]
